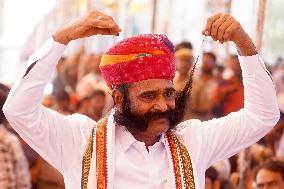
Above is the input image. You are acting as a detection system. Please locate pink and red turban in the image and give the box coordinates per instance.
[100,34,175,88]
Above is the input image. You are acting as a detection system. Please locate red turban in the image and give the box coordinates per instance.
[100,34,175,87]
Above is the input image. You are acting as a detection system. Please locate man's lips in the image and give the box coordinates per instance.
[151,118,169,124]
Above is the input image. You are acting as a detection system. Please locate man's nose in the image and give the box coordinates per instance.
[153,97,168,112]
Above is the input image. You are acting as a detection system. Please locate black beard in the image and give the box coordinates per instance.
[113,77,193,132]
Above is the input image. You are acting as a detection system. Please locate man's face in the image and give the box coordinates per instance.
[176,56,193,75]
[202,55,215,74]
[256,169,284,189]
[127,79,176,133]
[90,95,106,114]
[113,75,192,134]
[114,79,186,133]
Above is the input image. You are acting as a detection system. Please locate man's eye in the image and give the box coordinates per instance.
[256,184,264,189]
[142,94,155,100]
[268,181,278,187]
[165,91,175,98]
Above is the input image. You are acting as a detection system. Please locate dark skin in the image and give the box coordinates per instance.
[53,11,258,148]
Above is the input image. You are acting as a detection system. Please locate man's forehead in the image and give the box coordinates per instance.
[257,169,282,183]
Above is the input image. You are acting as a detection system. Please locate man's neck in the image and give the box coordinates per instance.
[126,127,161,149]
[201,72,212,81]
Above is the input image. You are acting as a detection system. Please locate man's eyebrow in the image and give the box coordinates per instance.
[165,87,176,92]
[257,179,276,185]
[138,87,176,96]
[138,90,159,96]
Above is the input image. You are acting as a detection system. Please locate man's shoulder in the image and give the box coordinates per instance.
[67,113,96,124]
[174,119,203,134]
[65,113,97,138]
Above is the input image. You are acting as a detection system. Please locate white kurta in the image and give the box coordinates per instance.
[3,37,280,189]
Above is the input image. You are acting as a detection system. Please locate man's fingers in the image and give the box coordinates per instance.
[94,11,121,31]
[96,28,118,36]
[204,13,222,35]
[97,16,122,33]
[83,27,118,38]
[217,17,235,43]
[85,18,121,37]
[210,14,230,40]
[223,22,239,41]
[88,10,122,32]
[88,19,115,29]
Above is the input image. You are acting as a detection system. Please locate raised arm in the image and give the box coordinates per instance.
[3,10,121,172]
[176,13,280,169]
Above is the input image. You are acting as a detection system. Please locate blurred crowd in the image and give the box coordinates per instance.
[1,40,284,189]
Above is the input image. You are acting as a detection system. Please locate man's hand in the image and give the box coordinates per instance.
[202,13,257,56]
[53,10,121,45]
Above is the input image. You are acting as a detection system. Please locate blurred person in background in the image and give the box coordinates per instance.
[219,180,236,189]
[212,55,244,117]
[175,41,193,51]
[52,90,72,114]
[0,83,31,189]
[76,53,104,98]
[53,57,67,96]
[255,160,284,189]
[231,144,273,189]
[78,89,106,121]
[264,119,284,157]
[76,52,113,114]
[36,157,65,189]
[212,159,231,180]
[64,46,85,93]
[273,57,284,94]
[205,166,236,189]
[190,51,218,120]
[206,167,220,189]
[174,45,199,121]
[173,46,194,92]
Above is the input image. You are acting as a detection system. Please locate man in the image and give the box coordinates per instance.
[3,10,279,189]
[189,51,218,120]
[212,55,244,117]
[174,47,194,92]
[255,160,284,189]
[205,167,219,189]
[175,41,193,51]
[173,47,196,121]
[202,52,217,76]
[78,90,106,121]
[205,167,235,189]
[0,83,31,188]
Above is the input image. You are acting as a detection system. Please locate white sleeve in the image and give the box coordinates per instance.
[3,37,94,173]
[176,54,280,170]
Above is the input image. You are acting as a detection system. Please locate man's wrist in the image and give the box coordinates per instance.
[53,30,70,45]
[235,37,258,56]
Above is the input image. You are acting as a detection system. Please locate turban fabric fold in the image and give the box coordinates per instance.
[100,34,176,87]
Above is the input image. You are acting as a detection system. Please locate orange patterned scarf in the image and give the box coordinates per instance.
[81,113,195,189]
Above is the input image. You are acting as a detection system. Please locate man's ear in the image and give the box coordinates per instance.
[112,89,123,112]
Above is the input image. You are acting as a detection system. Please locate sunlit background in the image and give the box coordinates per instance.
[0,0,283,83]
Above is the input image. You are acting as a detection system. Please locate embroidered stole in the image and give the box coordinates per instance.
[81,114,195,189]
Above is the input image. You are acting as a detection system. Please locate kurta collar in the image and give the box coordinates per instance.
[115,125,167,153]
